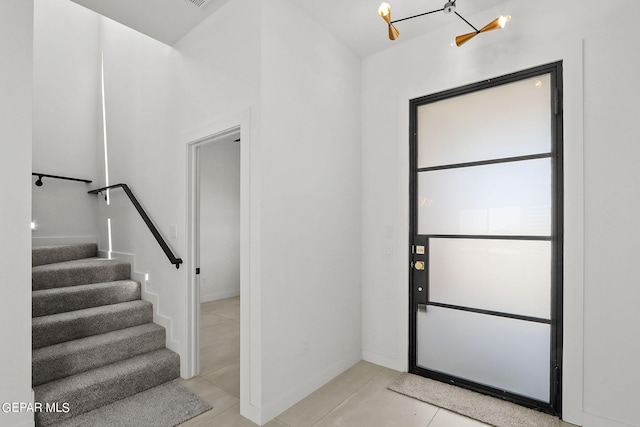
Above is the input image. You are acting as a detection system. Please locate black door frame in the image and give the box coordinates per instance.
[408,61,564,416]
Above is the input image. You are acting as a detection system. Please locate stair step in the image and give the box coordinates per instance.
[32,323,166,387]
[32,280,141,317]
[34,348,180,426]
[32,243,98,267]
[32,300,153,349]
[32,258,131,291]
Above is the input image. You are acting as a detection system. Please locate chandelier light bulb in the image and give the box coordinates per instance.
[378,2,399,40]
[378,3,391,23]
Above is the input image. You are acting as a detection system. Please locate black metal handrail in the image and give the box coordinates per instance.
[33,173,92,187]
[88,183,183,269]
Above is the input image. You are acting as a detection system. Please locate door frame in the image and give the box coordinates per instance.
[187,125,239,373]
[408,62,564,416]
[185,108,262,424]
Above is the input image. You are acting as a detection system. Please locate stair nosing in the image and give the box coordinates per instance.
[32,258,132,291]
[32,280,142,317]
[32,243,98,267]
[32,300,153,349]
[32,323,166,386]
[33,323,165,357]
[33,348,180,426]
[32,279,140,296]
[32,299,152,325]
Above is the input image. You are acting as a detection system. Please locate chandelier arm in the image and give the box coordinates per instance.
[454,11,479,33]
[391,8,444,24]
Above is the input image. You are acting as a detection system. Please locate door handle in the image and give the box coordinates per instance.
[414,261,425,270]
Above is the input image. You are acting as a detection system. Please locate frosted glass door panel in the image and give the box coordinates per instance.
[429,239,551,319]
[417,307,550,402]
[417,75,551,168]
[417,159,551,235]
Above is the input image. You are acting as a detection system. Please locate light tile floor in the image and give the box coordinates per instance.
[178,297,572,427]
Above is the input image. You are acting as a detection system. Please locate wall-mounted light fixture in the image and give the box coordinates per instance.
[378,0,511,47]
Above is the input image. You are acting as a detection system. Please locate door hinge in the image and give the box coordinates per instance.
[554,363,561,396]
[554,88,561,115]
[195,268,200,275]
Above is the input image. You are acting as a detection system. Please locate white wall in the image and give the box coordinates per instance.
[199,139,241,302]
[360,0,640,426]
[0,1,34,426]
[32,0,100,245]
[259,0,362,422]
[95,12,186,374]
[581,23,640,427]
[95,0,363,422]
[94,0,262,421]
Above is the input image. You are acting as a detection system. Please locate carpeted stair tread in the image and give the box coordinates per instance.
[32,323,166,387]
[32,243,97,267]
[51,380,212,427]
[32,257,131,291]
[32,280,141,317]
[34,348,180,426]
[32,300,153,349]
[30,244,184,426]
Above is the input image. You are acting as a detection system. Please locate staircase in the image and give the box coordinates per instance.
[32,243,180,426]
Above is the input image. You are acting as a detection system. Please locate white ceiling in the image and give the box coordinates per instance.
[70,0,232,45]
[70,0,509,56]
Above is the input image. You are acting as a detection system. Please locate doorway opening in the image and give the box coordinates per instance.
[186,114,259,422]
[408,62,564,415]
[196,130,241,395]
[188,126,240,374]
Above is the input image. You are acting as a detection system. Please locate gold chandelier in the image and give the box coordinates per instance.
[378,1,511,47]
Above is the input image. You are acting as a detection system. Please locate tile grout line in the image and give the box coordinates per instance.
[274,417,292,427]
[424,408,441,427]
[194,403,242,427]
[299,367,390,427]
[181,299,242,426]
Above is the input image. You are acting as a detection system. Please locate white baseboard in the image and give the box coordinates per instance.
[32,235,98,247]
[97,250,109,258]
[100,250,180,354]
[260,353,361,424]
[582,412,634,427]
[240,401,263,426]
[362,349,406,372]
[200,289,240,303]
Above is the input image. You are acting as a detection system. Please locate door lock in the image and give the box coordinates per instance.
[414,261,425,270]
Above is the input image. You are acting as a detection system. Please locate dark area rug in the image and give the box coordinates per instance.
[389,373,564,427]
[52,380,212,427]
